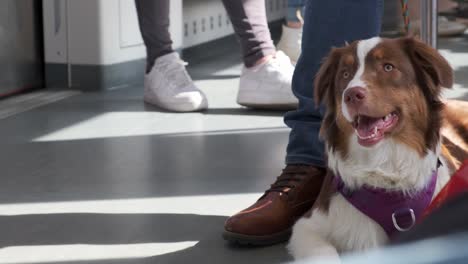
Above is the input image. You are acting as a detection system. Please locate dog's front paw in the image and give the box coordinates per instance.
[288,217,340,262]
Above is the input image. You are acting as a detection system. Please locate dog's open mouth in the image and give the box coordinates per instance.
[352,111,399,147]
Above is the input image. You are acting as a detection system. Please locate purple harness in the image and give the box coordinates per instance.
[333,163,440,238]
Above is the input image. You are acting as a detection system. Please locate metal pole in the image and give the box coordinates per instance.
[420,0,438,48]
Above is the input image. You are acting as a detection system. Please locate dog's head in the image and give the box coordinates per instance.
[315,37,453,157]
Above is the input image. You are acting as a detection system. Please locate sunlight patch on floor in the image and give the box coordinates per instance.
[439,49,468,71]
[32,112,287,142]
[0,242,198,264]
[0,193,262,216]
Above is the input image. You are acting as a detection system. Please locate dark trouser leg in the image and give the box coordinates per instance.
[221,0,276,67]
[135,0,173,72]
[284,0,383,167]
[223,0,383,246]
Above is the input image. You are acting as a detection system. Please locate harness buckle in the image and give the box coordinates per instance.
[392,208,416,232]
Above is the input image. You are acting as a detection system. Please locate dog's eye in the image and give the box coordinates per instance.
[342,71,350,79]
[384,63,394,72]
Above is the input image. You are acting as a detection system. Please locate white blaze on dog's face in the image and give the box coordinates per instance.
[341,37,382,122]
[314,37,453,157]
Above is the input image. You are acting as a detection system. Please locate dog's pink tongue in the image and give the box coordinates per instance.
[357,116,384,137]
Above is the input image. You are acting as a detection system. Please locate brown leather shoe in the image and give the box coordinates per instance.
[223,165,326,246]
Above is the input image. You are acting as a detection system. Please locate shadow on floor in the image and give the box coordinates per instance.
[439,36,468,54]
[191,74,241,81]
[0,213,291,264]
[0,127,288,203]
[143,104,288,117]
[202,108,287,117]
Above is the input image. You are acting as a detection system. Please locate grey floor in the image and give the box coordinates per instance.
[0,47,292,264]
[1,36,468,264]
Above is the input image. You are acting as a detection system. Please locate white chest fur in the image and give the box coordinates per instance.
[329,137,447,192]
[288,137,450,261]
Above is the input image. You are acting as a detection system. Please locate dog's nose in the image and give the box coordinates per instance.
[344,87,367,106]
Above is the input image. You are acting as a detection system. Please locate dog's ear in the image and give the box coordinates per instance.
[314,48,342,108]
[403,37,452,152]
[403,37,453,93]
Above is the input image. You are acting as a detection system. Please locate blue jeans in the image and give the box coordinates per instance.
[284,0,384,167]
[287,0,305,23]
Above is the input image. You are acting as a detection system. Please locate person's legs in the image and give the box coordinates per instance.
[408,0,466,37]
[135,0,207,112]
[277,0,305,63]
[221,0,276,67]
[221,0,298,109]
[285,0,383,166]
[286,0,305,28]
[224,0,383,246]
[134,0,173,73]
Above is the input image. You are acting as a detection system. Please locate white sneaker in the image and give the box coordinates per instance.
[237,51,298,110]
[144,52,208,112]
[276,24,302,63]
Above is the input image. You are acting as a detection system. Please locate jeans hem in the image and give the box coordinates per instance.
[286,7,302,23]
[285,155,325,168]
[244,47,276,67]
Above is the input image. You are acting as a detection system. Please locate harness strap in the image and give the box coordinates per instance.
[334,160,441,238]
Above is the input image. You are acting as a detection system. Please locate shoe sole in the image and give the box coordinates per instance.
[237,91,298,110]
[237,101,298,110]
[222,228,292,246]
[143,98,207,113]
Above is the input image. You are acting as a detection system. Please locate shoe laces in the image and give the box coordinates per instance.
[266,166,309,195]
[158,59,193,90]
[270,51,292,66]
[268,51,294,74]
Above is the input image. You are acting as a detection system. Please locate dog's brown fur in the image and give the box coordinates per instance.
[311,37,468,213]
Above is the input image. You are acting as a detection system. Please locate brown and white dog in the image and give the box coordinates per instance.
[288,37,468,261]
